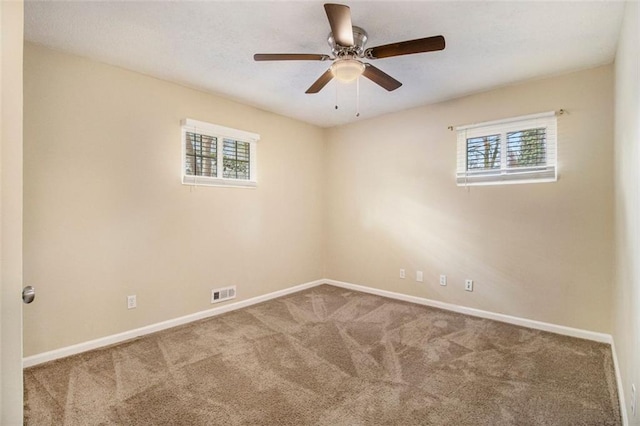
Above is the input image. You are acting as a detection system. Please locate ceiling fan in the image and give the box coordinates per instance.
[254,3,445,94]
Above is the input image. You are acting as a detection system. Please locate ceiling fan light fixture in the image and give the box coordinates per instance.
[330,58,365,83]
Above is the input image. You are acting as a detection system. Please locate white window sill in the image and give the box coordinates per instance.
[182,176,257,188]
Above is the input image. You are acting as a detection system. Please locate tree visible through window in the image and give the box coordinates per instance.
[223,139,250,180]
[507,128,546,168]
[466,135,500,170]
[466,128,547,171]
[185,132,217,177]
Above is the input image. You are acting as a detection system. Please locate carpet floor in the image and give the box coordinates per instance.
[24,284,621,425]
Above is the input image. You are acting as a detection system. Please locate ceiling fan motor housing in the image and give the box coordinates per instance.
[328,26,368,57]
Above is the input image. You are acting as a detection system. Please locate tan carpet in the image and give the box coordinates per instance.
[24,284,621,425]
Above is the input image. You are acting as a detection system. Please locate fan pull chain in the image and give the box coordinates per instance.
[356,77,360,117]
[335,79,339,110]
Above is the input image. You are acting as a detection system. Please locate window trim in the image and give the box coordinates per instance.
[181,119,259,188]
[456,111,558,186]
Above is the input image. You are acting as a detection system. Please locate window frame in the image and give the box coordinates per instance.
[456,111,558,186]
[181,118,259,188]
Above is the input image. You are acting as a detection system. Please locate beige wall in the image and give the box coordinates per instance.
[1,1,24,422]
[613,1,639,422]
[24,43,616,359]
[325,66,614,333]
[23,44,325,356]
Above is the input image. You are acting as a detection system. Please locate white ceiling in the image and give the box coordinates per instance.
[24,1,625,128]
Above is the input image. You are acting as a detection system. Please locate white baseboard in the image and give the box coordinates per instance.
[22,279,324,368]
[325,279,613,344]
[611,339,629,425]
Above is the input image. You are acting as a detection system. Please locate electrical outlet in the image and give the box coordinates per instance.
[416,271,424,282]
[440,275,447,286]
[465,279,473,292]
[631,383,637,417]
[399,269,406,279]
[127,295,136,309]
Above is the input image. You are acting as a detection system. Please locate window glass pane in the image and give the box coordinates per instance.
[223,139,250,180]
[507,128,546,168]
[466,135,500,170]
[185,132,217,177]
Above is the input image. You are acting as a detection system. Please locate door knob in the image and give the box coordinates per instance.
[22,285,35,304]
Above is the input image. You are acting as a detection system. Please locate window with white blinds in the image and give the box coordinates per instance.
[456,111,558,186]
[181,119,259,187]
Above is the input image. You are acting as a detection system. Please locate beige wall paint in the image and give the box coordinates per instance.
[325,66,614,333]
[23,44,325,356]
[1,0,24,422]
[24,43,616,359]
[613,1,639,422]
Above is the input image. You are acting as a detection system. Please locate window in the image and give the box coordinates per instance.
[181,119,259,187]
[456,111,557,186]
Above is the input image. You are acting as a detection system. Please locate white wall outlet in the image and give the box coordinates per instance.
[399,269,406,279]
[439,275,447,286]
[127,295,136,309]
[416,271,424,282]
[465,279,473,292]
[631,383,637,417]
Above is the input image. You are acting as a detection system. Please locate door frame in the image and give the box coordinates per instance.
[1,0,24,423]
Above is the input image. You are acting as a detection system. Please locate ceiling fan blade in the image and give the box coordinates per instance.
[324,3,354,47]
[365,35,445,59]
[362,63,402,91]
[254,53,331,61]
[306,69,334,94]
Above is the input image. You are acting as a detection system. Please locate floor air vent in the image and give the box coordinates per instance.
[211,286,236,304]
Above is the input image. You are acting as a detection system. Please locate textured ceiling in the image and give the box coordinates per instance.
[24,1,624,128]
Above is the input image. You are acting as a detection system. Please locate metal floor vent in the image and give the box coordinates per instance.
[211,286,236,304]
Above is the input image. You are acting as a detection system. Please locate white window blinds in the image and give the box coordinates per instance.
[456,111,558,186]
